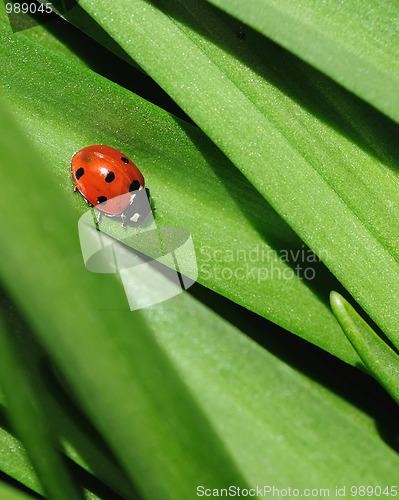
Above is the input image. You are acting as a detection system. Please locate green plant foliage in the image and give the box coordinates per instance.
[0,97,247,500]
[331,292,399,405]
[0,406,105,499]
[139,277,399,488]
[205,0,399,123]
[0,294,140,499]
[0,14,360,363]
[0,0,398,497]
[0,420,41,496]
[0,481,38,500]
[72,0,399,353]
[1,103,398,492]
[0,314,84,500]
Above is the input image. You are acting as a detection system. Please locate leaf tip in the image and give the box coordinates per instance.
[329,290,344,310]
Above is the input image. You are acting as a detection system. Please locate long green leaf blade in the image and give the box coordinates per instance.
[127,249,399,487]
[10,179,397,491]
[331,292,399,405]
[205,0,399,123]
[0,481,38,500]
[75,0,399,350]
[0,20,359,363]
[0,95,247,500]
[0,292,137,499]
[0,314,84,500]
[0,404,108,500]
[1,22,399,492]
[0,417,42,496]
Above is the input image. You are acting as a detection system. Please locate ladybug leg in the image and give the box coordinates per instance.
[96,211,102,225]
[73,186,78,192]
[121,213,127,229]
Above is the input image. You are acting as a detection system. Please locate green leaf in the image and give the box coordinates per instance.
[0,18,359,363]
[0,94,247,500]
[331,292,399,405]
[123,247,399,487]
[0,415,42,496]
[205,0,399,123]
[0,400,107,499]
[2,114,397,490]
[0,1,399,500]
[0,293,139,499]
[0,314,84,499]
[0,481,38,500]
[74,0,399,351]
[1,22,399,493]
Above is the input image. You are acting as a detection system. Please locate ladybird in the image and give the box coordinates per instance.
[71,145,150,227]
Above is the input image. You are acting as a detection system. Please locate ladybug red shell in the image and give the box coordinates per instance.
[71,145,145,215]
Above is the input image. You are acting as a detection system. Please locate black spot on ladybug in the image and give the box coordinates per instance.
[97,196,107,205]
[105,171,115,183]
[121,157,129,163]
[75,167,84,180]
[129,180,140,192]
